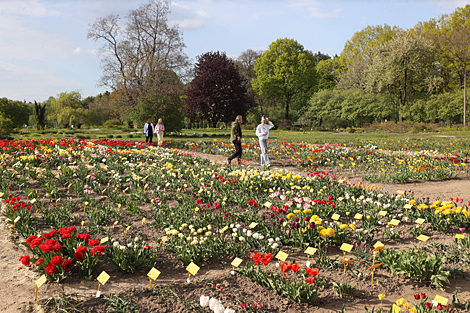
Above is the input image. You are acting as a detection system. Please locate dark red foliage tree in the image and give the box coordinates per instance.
[185,51,249,127]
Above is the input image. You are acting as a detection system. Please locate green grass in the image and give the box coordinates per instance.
[9,126,470,142]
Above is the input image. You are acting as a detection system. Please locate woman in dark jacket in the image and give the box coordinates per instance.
[227,115,243,164]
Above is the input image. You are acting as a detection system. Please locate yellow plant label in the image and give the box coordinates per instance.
[231,257,243,268]
[97,271,110,285]
[389,219,400,226]
[340,259,355,265]
[433,295,448,306]
[455,234,465,239]
[114,221,119,226]
[374,241,385,249]
[147,268,161,281]
[0,192,4,198]
[36,275,47,288]
[275,251,289,262]
[417,235,429,242]
[14,216,21,223]
[142,218,146,224]
[331,213,340,220]
[84,201,89,207]
[186,262,200,276]
[340,243,353,252]
[337,197,344,202]
[100,237,109,244]
[403,204,413,209]
[283,221,288,227]
[338,179,344,183]
[264,201,272,208]
[379,211,387,217]
[415,218,425,224]
[304,247,317,255]
[354,214,363,220]
[248,222,258,229]
[161,236,168,243]
[81,221,85,227]
[220,226,228,233]
[369,263,383,270]
[392,304,402,313]
[396,190,404,195]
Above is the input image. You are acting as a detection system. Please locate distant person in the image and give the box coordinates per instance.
[143,118,154,143]
[155,118,165,146]
[226,115,243,165]
[256,116,274,167]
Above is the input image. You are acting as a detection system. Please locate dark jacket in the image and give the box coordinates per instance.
[230,121,242,143]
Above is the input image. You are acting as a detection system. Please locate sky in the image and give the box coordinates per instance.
[0,0,469,102]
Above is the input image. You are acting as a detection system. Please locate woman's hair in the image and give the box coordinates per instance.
[147,118,152,123]
[158,118,163,123]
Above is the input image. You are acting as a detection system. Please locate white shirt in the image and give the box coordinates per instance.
[143,123,154,136]
[256,121,274,140]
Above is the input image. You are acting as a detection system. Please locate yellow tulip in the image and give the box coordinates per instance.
[378,294,385,301]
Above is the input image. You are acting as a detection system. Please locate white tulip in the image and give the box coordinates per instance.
[200,295,210,307]
[214,304,225,313]
[209,298,220,310]
[224,308,235,313]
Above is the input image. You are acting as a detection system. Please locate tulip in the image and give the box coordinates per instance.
[209,298,220,310]
[214,304,225,313]
[224,308,235,313]
[200,295,210,307]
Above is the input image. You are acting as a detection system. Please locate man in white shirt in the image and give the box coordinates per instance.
[255,116,274,167]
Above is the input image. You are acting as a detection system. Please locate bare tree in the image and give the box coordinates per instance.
[87,0,190,107]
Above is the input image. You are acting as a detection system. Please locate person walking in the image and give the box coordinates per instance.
[227,115,243,165]
[256,116,274,167]
[143,118,154,143]
[155,118,165,146]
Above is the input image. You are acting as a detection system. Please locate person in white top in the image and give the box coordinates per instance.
[255,116,274,166]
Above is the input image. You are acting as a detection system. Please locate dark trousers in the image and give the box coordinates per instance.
[146,135,153,143]
[228,141,242,162]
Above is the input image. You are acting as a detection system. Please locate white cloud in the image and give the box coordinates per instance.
[0,0,62,17]
[73,47,99,56]
[0,15,69,61]
[0,61,81,101]
[287,0,343,19]
[170,2,211,30]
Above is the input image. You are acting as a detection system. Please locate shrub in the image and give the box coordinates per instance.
[107,134,114,139]
[103,119,123,128]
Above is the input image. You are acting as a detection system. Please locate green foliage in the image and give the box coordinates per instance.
[252,38,318,120]
[0,113,14,137]
[48,91,86,128]
[0,97,31,128]
[379,248,450,288]
[133,84,185,132]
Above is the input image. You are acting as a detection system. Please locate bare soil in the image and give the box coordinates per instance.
[1,150,470,313]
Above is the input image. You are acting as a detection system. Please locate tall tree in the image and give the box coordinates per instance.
[87,0,189,107]
[365,32,440,122]
[47,91,85,128]
[252,38,317,121]
[34,101,47,130]
[235,49,263,114]
[185,51,248,127]
[340,24,402,67]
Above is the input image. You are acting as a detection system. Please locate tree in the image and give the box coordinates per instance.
[0,114,13,138]
[47,91,86,128]
[252,38,317,121]
[185,51,248,127]
[235,49,263,114]
[0,98,30,128]
[34,101,47,130]
[340,24,402,67]
[133,84,185,132]
[87,0,189,107]
[365,32,440,122]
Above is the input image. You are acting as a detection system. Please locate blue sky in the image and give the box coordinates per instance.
[0,0,468,102]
